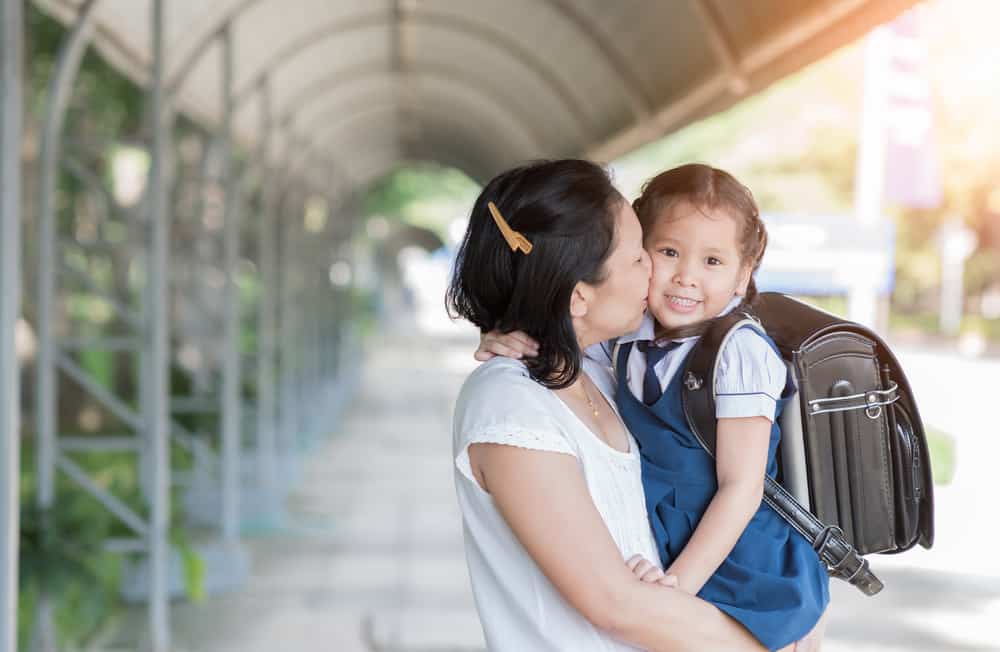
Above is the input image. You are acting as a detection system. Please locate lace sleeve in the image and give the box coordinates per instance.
[454,415,578,490]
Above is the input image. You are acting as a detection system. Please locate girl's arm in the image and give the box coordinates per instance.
[663,416,772,596]
[469,442,763,651]
[474,330,615,367]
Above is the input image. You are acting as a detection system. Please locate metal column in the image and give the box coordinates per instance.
[279,187,302,457]
[256,79,279,510]
[145,1,172,647]
[219,23,241,544]
[34,4,99,647]
[0,1,23,650]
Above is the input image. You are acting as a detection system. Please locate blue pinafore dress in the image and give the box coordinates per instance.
[616,335,829,651]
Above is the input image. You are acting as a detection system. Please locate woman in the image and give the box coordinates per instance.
[447,159,762,651]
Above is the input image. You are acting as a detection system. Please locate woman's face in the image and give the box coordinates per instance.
[573,200,651,347]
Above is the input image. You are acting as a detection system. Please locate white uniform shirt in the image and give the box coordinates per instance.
[587,297,787,421]
[452,357,659,651]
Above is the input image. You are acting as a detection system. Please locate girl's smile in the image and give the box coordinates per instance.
[643,200,751,329]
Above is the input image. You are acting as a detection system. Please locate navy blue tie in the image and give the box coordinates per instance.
[637,341,682,406]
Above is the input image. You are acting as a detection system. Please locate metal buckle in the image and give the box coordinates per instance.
[808,382,899,418]
[684,372,703,391]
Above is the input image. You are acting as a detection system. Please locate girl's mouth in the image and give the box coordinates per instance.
[666,295,700,313]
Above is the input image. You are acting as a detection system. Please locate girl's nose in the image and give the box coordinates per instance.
[672,259,697,287]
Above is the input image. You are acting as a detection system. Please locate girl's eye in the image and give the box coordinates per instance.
[706,257,722,266]
[660,248,678,257]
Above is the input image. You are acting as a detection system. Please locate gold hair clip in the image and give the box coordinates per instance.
[488,201,533,255]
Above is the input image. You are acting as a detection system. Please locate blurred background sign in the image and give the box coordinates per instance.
[884,8,943,209]
[757,213,895,297]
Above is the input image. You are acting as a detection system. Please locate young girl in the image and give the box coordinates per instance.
[478,164,830,651]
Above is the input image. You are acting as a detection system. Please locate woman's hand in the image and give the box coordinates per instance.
[625,555,678,588]
[474,330,540,361]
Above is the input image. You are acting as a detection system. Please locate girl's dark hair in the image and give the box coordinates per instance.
[446,159,624,389]
[632,163,768,341]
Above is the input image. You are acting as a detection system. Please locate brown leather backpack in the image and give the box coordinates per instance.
[681,292,935,596]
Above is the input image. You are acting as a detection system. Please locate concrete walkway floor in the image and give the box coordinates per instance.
[114,327,999,651]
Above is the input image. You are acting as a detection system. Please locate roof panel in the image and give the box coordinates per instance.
[36,0,920,189]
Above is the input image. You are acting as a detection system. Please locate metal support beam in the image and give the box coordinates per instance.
[586,0,917,162]
[36,15,102,604]
[57,261,143,329]
[145,1,172,647]
[256,78,279,511]
[232,9,592,137]
[690,0,748,95]
[278,188,302,459]
[219,23,242,544]
[57,354,143,431]
[540,0,652,118]
[0,0,22,649]
[287,62,549,153]
[56,456,149,537]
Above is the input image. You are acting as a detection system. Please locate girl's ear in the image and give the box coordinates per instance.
[734,264,753,297]
[569,281,592,318]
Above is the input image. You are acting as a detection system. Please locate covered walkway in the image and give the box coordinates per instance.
[2,1,926,651]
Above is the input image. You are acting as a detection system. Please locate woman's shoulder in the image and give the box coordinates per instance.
[453,358,578,458]
[460,357,541,396]
[456,358,555,422]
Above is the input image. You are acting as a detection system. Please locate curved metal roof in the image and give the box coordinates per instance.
[37,0,917,188]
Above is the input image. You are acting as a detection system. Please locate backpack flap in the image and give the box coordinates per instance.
[791,330,897,554]
[753,293,934,553]
[681,309,884,596]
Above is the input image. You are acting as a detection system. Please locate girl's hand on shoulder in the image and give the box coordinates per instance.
[475,330,540,361]
[625,555,678,588]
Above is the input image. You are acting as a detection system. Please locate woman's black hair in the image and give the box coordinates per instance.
[446,159,624,389]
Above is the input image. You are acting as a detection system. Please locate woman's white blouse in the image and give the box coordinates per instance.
[452,357,659,651]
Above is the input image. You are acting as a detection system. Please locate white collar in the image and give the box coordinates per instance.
[617,295,744,345]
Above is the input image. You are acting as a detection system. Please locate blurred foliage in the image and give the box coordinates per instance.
[19,6,218,647]
[926,426,956,486]
[616,0,1000,340]
[363,165,480,240]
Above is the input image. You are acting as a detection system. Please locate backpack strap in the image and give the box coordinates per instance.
[681,309,885,597]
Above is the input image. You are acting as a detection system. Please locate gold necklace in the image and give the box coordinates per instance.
[580,379,600,418]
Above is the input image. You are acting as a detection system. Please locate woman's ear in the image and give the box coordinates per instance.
[569,281,592,318]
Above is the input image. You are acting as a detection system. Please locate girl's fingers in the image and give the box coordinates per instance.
[473,349,496,362]
[625,555,643,572]
[632,559,655,580]
[506,330,540,354]
[478,330,539,358]
[640,566,665,583]
[482,340,524,359]
[657,574,679,588]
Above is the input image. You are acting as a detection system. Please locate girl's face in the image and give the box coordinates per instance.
[643,200,751,330]
[574,200,652,346]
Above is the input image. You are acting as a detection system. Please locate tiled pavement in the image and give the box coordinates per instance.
[114,328,999,651]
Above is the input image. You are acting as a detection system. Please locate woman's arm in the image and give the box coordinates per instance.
[663,416,771,596]
[469,442,763,652]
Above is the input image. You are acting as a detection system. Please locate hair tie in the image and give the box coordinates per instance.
[488,201,533,255]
